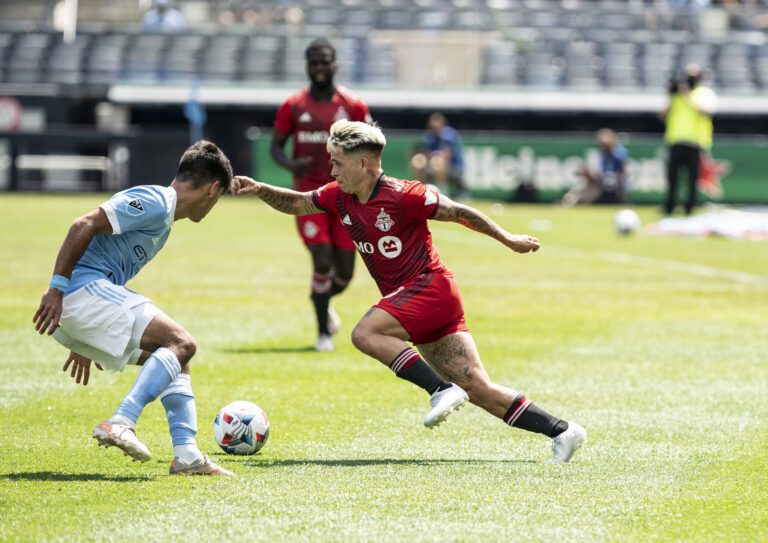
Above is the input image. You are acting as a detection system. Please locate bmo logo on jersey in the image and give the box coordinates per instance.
[297,130,329,144]
[353,236,402,259]
[377,236,402,259]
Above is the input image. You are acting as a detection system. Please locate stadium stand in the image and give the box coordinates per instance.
[0,0,767,93]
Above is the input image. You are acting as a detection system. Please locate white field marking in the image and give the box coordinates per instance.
[551,246,768,287]
[431,229,768,287]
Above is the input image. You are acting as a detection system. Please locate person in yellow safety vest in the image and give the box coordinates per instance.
[661,64,718,215]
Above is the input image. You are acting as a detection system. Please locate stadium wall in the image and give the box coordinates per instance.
[250,129,768,205]
[2,95,767,203]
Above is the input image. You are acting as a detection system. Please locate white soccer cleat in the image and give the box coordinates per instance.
[314,334,334,352]
[547,421,587,463]
[424,383,469,428]
[169,455,235,476]
[327,306,341,336]
[92,420,152,462]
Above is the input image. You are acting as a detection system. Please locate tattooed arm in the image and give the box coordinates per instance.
[231,175,321,216]
[432,194,540,253]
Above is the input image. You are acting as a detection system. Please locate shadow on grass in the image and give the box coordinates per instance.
[1,471,153,482]
[221,346,315,354]
[232,458,537,467]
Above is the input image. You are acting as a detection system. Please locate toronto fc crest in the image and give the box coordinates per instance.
[375,208,394,232]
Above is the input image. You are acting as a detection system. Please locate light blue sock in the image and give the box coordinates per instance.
[160,374,201,462]
[114,347,181,425]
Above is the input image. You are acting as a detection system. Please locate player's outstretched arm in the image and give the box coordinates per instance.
[33,208,113,335]
[231,175,322,216]
[432,195,540,254]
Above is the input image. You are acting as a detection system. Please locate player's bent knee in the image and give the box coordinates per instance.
[350,324,373,354]
[168,331,197,364]
[333,279,350,295]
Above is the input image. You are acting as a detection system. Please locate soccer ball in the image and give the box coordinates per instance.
[213,401,270,455]
[614,209,641,235]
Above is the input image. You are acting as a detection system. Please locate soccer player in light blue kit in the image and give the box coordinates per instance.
[33,141,234,476]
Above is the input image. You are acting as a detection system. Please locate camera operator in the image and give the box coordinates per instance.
[660,64,718,215]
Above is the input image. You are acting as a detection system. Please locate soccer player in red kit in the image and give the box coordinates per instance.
[271,38,372,352]
[235,121,587,462]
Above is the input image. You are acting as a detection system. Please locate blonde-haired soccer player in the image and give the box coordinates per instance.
[234,121,586,462]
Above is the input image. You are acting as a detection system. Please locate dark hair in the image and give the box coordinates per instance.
[176,140,233,192]
[305,38,336,61]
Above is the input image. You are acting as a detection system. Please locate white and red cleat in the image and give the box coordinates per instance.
[169,455,235,476]
[92,420,151,462]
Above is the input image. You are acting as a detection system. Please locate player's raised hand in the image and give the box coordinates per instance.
[505,234,540,254]
[231,175,262,196]
[63,351,103,386]
[33,288,64,335]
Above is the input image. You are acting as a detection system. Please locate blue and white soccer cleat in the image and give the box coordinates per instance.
[92,420,152,462]
[547,421,587,463]
[424,383,468,428]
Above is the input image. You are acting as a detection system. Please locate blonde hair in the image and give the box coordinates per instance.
[327,120,386,155]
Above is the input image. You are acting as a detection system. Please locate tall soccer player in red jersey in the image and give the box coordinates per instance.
[271,38,372,352]
[235,121,587,462]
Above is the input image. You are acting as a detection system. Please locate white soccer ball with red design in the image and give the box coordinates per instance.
[213,400,270,455]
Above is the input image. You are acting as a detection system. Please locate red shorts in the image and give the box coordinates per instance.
[296,213,355,250]
[374,270,469,345]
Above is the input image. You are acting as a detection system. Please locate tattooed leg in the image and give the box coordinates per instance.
[417,332,521,418]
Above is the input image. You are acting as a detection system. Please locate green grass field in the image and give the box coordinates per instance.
[1,194,766,542]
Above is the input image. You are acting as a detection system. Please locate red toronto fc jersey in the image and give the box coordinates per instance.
[313,175,450,296]
[274,86,371,191]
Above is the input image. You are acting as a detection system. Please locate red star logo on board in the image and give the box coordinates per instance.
[698,154,730,200]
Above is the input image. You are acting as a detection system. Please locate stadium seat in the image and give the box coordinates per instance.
[123,33,169,82]
[0,32,17,83]
[164,34,207,82]
[6,31,54,84]
[84,33,129,85]
[47,34,91,85]
[241,35,284,83]
[602,42,639,89]
[379,10,417,30]
[361,43,397,86]
[201,34,245,83]
[453,11,493,31]
[481,42,520,86]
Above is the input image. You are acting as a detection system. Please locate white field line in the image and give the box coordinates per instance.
[432,229,768,287]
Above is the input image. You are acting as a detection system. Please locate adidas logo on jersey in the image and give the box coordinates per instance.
[298,112,313,123]
[342,214,352,225]
[333,107,349,122]
[126,198,145,216]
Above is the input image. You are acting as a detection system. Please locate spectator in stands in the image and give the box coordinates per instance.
[141,0,187,32]
[562,129,630,207]
[661,64,718,215]
[410,112,470,199]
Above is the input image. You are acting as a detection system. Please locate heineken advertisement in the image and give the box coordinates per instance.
[250,131,768,204]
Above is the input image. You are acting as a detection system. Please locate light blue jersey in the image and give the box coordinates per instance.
[68,185,177,294]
